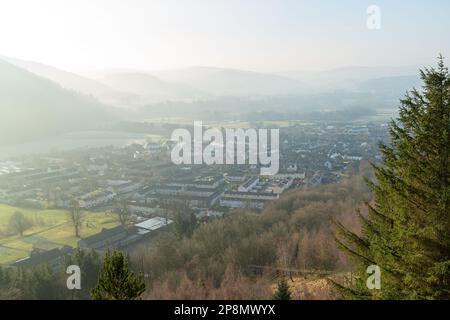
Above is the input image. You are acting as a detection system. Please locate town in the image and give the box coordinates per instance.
[0,120,389,270]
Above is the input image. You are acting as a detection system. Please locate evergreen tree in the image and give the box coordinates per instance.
[68,249,101,299]
[19,265,61,299]
[0,266,12,291]
[273,278,292,300]
[334,56,450,299]
[91,250,145,300]
[173,210,198,239]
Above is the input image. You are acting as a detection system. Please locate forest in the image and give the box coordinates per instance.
[0,163,372,299]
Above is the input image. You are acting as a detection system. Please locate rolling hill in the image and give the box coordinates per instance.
[0,59,113,145]
[279,65,419,92]
[356,75,421,97]
[153,66,306,96]
[99,72,207,104]
[2,56,137,107]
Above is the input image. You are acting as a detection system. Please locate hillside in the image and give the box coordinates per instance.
[2,56,137,107]
[356,75,421,97]
[279,65,419,92]
[0,59,113,145]
[99,72,206,104]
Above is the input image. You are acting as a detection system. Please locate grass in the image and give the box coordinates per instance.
[0,204,119,265]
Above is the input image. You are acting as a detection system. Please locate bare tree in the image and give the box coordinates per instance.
[9,211,32,237]
[114,198,132,227]
[160,199,172,224]
[69,199,83,237]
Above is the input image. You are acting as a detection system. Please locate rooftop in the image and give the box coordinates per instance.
[78,225,127,246]
[135,217,173,231]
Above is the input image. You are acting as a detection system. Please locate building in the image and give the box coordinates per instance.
[272,172,306,179]
[127,202,165,217]
[158,190,223,209]
[286,163,298,173]
[219,191,279,209]
[1,187,41,205]
[12,246,73,272]
[266,177,294,195]
[167,175,224,189]
[143,143,163,157]
[224,175,247,183]
[78,217,172,251]
[345,126,370,135]
[78,226,128,250]
[238,176,259,192]
[78,190,116,209]
[134,217,172,234]
[220,198,265,210]
[113,181,141,195]
[153,184,224,208]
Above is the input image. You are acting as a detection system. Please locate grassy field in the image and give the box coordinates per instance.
[0,204,119,265]
[144,118,318,129]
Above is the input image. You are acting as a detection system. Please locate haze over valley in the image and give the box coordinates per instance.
[0,55,424,147]
[0,0,449,303]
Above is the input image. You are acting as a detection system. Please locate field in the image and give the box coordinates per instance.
[0,204,119,265]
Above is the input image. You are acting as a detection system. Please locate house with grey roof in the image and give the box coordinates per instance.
[12,245,73,272]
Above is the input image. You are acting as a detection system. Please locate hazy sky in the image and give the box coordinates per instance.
[0,0,449,73]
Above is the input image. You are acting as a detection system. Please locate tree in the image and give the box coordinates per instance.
[173,210,198,239]
[114,198,132,227]
[0,266,12,289]
[334,56,450,299]
[273,278,291,300]
[19,265,62,300]
[8,211,32,237]
[68,249,101,299]
[69,199,83,238]
[91,250,145,300]
[162,199,197,238]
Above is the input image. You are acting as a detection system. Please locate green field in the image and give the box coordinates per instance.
[0,204,119,265]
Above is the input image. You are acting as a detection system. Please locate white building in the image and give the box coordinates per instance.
[128,203,165,217]
[220,191,278,209]
[286,164,298,173]
[78,190,116,209]
[134,217,172,235]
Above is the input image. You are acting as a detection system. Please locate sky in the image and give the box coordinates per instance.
[0,0,449,73]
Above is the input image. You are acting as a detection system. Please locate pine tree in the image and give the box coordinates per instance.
[91,250,145,300]
[334,56,450,299]
[273,278,292,300]
[68,249,101,299]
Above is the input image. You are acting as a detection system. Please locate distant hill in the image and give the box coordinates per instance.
[279,65,420,92]
[2,56,137,107]
[0,59,112,145]
[153,66,306,96]
[314,65,418,81]
[0,56,422,125]
[356,75,421,97]
[99,72,207,104]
